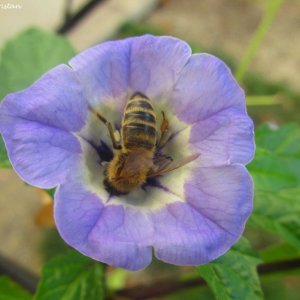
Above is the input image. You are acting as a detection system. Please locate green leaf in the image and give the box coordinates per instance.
[249,147,300,192]
[260,242,300,263]
[0,276,32,300]
[255,123,300,159]
[197,238,263,300]
[34,250,104,300]
[249,124,300,191]
[0,27,75,100]
[248,124,300,247]
[0,136,10,168]
[249,188,300,248]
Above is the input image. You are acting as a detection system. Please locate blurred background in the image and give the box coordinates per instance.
[0,0,300,299]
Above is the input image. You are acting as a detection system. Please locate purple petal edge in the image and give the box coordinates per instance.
[0,64,87,188]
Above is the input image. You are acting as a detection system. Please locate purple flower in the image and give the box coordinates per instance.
[0,35,254,271]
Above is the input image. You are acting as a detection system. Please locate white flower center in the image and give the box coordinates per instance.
[76,95,195,211]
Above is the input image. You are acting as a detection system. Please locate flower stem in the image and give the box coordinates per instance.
[246,95,281,106]
[235,0,285,84]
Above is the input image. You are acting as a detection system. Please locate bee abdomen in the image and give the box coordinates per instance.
[122,93,157,150]
[124,110,156,123]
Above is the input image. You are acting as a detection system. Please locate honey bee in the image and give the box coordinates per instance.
[89,92,199,195]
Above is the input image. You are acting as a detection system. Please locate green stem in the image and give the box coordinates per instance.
[246,95,281,106]
[235,0,285,84]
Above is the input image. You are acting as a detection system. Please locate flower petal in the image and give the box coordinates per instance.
[166,53,254,166]
[0,64,87,188]
[69,35,191,112]
[189,107,254,166]
[87,204,153,271]
[128,35,191,99]
[152,165,252,265]
[170,54,245,124]
[55,170,153,271]
[69,38,131,111]
[54,179,104,252]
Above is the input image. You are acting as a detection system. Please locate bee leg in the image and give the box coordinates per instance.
[89,106,121,150]
[114,130,121,144]
[157,111,169,148]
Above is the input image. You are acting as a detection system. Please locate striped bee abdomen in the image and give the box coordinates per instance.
[122,93,157,150]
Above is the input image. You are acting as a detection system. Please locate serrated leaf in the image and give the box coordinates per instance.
[248,124,300,191]
[0,136,10,168]
[248,147,300,191]
[0,27,75,100]
[248,124,300,247]
[0,276,32,300]
[249,188,300,248]
[255,123,300,155]
[34,250,104,300]
[197,238,263,300]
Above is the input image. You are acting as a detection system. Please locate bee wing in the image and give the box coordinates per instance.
[148,153,199,178]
